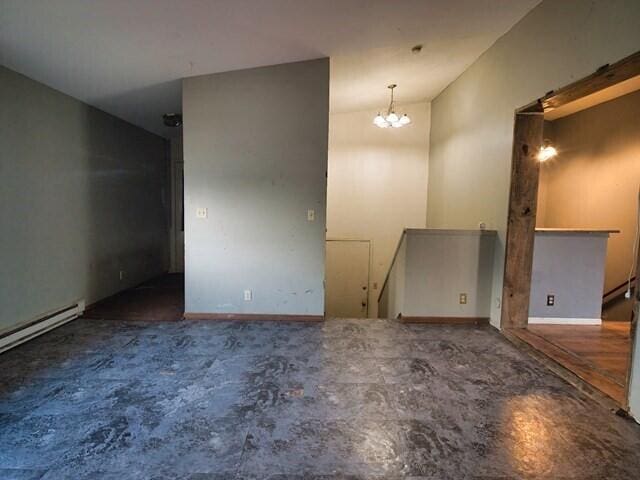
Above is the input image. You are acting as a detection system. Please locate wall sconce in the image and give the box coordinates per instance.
[538,139,557,162]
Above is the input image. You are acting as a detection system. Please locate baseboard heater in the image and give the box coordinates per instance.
[0,300,85,354]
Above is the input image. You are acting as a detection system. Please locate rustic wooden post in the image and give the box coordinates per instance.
[500,111,544,329]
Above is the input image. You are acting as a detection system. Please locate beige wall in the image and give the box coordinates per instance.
[327,102,430,317]
[426,0,640,418]
[537,89,640,294]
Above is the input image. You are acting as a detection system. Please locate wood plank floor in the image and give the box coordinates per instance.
[510,322,631,405]
[82,273,184,322]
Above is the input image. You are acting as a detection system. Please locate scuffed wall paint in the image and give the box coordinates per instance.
[183,59,329,316]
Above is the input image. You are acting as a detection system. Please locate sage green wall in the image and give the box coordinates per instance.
[426,0,640,417]
[182,59,329,316]
[0,65,169,331]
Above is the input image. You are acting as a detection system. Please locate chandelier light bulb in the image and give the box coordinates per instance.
[372,84,411,129]
[373,113,387,127]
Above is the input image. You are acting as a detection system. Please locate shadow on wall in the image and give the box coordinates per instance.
[81,104,171,306]
[86,78,182,139]
[0,65,169,331]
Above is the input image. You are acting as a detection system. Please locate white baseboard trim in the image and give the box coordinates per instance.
[0,300,85,354]
[528,317,602,325]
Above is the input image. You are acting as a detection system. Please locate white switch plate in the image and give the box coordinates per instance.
[244,289,252,301]
[196,207,208,219]
[119,270,125,281]
[307,209,315,221]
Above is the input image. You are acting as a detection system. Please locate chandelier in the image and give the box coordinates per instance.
[373,84,411,128]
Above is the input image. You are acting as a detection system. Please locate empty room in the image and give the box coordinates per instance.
[1,1,640,479]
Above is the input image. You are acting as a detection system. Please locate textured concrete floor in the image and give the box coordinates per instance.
[1,318,639,479]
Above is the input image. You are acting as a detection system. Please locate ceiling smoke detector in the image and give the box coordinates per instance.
[163,113,183,128]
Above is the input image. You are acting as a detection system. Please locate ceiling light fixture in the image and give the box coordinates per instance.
[163,113,183,128]
[373,84,411,129]
[538,139,557,162]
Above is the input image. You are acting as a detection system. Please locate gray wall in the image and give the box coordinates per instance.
[0,65,169,331]
[424,0,640,417]
[182,59,329,316]
[529,233,609,319]
[378,229,496,318]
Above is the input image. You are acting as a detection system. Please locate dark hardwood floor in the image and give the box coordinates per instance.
[82,273,184,322]
[510,322,631,405]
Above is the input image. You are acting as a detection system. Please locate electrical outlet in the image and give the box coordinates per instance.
[196,207,208,219]
[244,289,252,301]
[496,297,501,309]
[307,209,315,221]
[459,293,467,305]
[546,294,555,306]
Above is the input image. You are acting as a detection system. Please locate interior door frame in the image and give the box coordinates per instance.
[169,137,185,273]
[500,50,640,409]
[325,238,372,318]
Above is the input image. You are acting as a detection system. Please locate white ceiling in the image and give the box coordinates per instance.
[0,0,539,138]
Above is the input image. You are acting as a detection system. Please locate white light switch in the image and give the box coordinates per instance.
[307,209,315,221]
[244,289,252,301]
[196,207,208,219]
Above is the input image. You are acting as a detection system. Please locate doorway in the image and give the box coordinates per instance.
[170,137,185,274]
[325,240,371,318]
[83,135,187,322]
[501,51,640,408]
